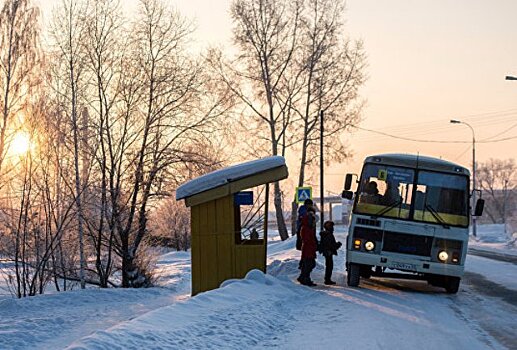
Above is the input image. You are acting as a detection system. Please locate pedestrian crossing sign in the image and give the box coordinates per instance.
[296,186,313,204]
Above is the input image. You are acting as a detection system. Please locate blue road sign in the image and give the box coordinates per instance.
[234,191,254,205]
[296,187,312,204]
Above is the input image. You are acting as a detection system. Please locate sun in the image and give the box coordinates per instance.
[11,132,31,156]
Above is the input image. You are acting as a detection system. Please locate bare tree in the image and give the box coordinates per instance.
[105,0,228,287]
[222,0,302,240]
[0,0,41,173]
[477,158,516,229]
[81,0,124,288]
[287,0,365,232]
[148,197,190,251]
[49,0,89,289]
[5,89,78,297]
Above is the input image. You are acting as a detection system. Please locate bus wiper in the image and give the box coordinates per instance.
[425,204,450,229]
[371,199,402,219]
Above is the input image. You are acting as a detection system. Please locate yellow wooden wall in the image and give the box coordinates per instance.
[234,245,266,278]
[191,195,266,296]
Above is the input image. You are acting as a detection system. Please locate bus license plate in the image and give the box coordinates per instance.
[389,262,416,271]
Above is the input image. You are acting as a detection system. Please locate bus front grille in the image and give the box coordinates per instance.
[382,231,433,257]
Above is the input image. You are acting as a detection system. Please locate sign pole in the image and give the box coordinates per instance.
[320,110,324,232]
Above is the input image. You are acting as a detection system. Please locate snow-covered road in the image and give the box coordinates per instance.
[0,231,516,349]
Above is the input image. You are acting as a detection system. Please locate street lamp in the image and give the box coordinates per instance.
[450,119,477,237]
[504,75,516,233]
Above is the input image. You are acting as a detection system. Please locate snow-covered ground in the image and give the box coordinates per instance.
[469,224,517,257]
[0,225,516,349]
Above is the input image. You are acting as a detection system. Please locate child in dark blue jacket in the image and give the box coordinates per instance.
[319,221,342,285]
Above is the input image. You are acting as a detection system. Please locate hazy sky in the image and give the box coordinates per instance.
[37,0,517,194]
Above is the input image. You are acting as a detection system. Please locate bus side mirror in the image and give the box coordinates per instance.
[344,174,353,190]
[474,198,484,217]
[342,190,353,200]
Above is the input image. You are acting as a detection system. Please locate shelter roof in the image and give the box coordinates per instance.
[176,156,287,205]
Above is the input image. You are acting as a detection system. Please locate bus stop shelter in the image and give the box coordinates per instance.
[176,156,289,295]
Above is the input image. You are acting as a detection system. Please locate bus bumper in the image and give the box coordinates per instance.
[347,251,465,278]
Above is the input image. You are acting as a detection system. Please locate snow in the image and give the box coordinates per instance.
[474,224,511,244]
[469,224,517,256]
[464,225,517,290]
[465,255,517,290]
[0,251,192,350]
[0,225,515,349]
[68,267,499,350]
[176,156,286,200]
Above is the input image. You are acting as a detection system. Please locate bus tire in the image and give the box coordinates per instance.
[347,263,361,287]
[445,277,460,294]
[360,265,372,279]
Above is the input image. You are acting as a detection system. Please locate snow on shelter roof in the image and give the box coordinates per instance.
[176,156,287,201]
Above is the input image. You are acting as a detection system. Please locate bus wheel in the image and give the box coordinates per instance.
[347,263,361,287]
[444,277,460,294]
[360,265,372,279]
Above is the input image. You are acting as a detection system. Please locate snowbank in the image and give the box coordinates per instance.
[475,224,510,244]
[67,267,500,350]
[67,270,307,350]
[469,224,517,258]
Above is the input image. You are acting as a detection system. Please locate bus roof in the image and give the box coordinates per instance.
[364,153,470,176]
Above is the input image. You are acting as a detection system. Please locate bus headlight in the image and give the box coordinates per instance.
[438,250,449,262]
[364,241,375,251]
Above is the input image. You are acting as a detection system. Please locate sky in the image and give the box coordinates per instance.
[36,0,517,195]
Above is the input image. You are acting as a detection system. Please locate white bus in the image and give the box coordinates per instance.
[342,154,484,293]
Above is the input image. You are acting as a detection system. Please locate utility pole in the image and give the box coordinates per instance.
[320,110,324,232]
[503,179,508,235]
[504,75,516,235]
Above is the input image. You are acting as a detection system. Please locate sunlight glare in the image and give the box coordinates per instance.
[11,132,31,156]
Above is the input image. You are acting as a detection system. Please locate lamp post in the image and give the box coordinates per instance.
[320,110,324,232]
[503,75,517,232]
[450,119,477,237]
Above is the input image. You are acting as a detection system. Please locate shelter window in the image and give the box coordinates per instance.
[234,187,266,245]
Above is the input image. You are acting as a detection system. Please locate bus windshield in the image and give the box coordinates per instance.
[413,171,469,227]
[355,164,414,219]
[354,164,469,227]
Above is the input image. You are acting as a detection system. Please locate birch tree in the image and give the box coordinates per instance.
[293,0,365,185]
[49,0,89,289]
[0,0,41,173]
[225,0,302,240]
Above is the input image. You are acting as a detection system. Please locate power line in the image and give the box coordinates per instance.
[483,122,517,140]
[350,116,517,143]
[351,125,517,144]
[453,145,471,161]
[481,134,517,143]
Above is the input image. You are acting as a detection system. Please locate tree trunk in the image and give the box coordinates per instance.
[274,181,288,240]
[71,88,86,290]
[270,122,288,240]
